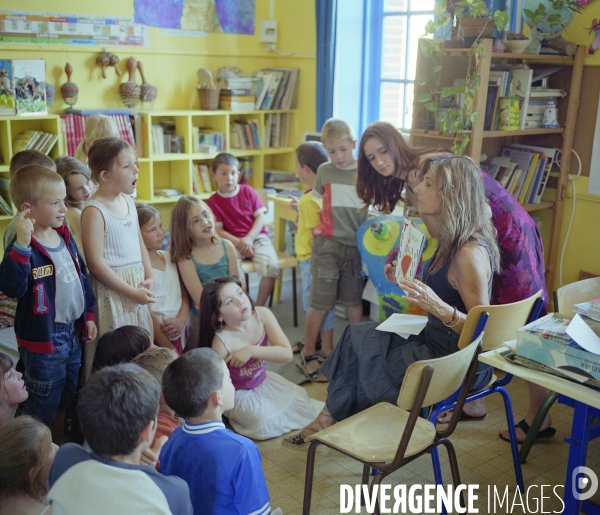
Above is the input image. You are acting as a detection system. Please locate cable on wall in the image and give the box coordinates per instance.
[555,146,582,287]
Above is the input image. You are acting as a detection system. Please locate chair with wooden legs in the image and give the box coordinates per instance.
[240,188,299,326]
[302,331,485,515]
[428,291,544,492]
[519,277,600,463]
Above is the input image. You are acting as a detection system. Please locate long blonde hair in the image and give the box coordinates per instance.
[74,115,119,163]
[170,196,218,263]
[0,416,52,502]
[421,155,500,273]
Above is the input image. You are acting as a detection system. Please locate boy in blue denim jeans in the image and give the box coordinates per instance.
[0,165,96,440]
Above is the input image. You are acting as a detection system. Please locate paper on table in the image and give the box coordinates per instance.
[566,314,600,355]
[376,314,427,339]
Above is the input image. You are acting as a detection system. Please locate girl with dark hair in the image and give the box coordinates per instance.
[198,276,317,440]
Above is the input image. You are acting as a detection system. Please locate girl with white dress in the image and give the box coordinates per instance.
[136,203,190,353]
[81,138,155,378]
[198,276,317,440]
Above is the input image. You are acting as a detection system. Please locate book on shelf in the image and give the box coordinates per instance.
[483,84,500,131]
[197,164,213,193]
[511,144,558,203]
[501,147,534,201]
[219,96,256,111]
[265,180,301,191]
[260,71,283,110]
[262,67,300,109]
[510,67,533,130]
[218,77,256,90]
[154,188,184,198]
[251,71,275,110]
[61,113,135,157]
[0,177,13,216]
[490,156,517,188]
[489,66,513,97]
[529,87,565,98]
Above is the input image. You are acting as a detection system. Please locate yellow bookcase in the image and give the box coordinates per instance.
[136,108,296,205]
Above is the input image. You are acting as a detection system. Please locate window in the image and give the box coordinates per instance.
[377,0,435,130]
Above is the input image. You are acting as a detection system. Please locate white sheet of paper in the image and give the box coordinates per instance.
[376,313,428,338]
[566,314,600,355]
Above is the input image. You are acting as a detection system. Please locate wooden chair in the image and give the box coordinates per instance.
[519,277,600,463]
[240,188,299,326]
[429,291,545,492]
[302,331,485,515]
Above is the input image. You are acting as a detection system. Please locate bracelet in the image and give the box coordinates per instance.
[443,306,460,327]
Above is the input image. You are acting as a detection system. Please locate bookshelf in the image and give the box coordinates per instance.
[135,109,296,203]
[0,114,63,228]
[410,39,585,293]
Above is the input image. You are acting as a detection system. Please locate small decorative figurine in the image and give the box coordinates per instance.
[45,82,55,105]
[119,56,140,109]
[61,63,78,107]
[542,97,560,129]
[137,60,157,106]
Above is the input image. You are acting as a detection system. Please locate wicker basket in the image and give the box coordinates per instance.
[198,87,220,110]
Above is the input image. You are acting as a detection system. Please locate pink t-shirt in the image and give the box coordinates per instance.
[215,310,267,390]
[206,185,267,238]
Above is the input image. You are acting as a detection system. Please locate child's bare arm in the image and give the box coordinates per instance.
[224,239,243,283]
[243,212,265,243]
[82,206,155,305]
[178,258,203,312]
[217,226,253,258]
[138,226,155,291]
[161,276,191,339]
[151,311,177,350]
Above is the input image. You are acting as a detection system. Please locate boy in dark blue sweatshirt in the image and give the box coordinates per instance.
[0,165,96,436]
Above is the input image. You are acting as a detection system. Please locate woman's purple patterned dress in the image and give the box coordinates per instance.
[482,172,549,314]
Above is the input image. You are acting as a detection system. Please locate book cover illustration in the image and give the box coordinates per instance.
[13,59,47,116]
[395,219,427,283]
[0,59,16,116]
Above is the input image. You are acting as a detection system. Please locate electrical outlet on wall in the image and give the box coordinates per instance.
[259,20,278,43]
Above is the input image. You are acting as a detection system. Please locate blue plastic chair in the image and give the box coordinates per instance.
[429,291,545,494]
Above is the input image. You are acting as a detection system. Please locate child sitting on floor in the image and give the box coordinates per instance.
[198,276,317,440]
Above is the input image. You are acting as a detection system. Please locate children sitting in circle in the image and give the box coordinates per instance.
[198,275,318,440]
[170,196,240,348]
[137,203,190,352]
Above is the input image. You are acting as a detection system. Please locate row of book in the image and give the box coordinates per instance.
[217,67,299,111]
[150,124,185,154]
[480,143,557,204]
[229,119,261,150]
[12,130,59,155]
[61,111,136,158]
[192,164,215,194]
[191,128,226,154]
[265,113,290,148]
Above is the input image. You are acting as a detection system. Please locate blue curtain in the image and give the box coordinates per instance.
[316,0,337,131]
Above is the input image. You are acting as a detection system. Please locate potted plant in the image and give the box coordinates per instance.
[523,0,582,53]
[416,1,508,153]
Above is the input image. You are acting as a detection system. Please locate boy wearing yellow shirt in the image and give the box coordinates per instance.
[293,142,336,355]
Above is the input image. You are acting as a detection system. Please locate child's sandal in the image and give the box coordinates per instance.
[297,352,328,383]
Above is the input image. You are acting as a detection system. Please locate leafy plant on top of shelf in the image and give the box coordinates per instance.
[523,0,581,35]
[417,0,508,154]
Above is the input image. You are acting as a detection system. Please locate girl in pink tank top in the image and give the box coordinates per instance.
[198,276,318,440]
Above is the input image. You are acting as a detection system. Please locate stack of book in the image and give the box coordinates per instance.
[575,298,600,323]
[218,76,256,111]
[12,130,59,155]
[191,127,225,154]
[229,119,261,150]
[480,143,557,204]
[251,67,299,110]
[264,169,297,190]
[61,109,135,157]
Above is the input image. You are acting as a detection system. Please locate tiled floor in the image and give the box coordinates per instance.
[260,274,600,514]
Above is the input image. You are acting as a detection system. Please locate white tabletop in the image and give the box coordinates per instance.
[479,349,600,410]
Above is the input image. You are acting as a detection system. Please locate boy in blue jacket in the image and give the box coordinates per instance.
[0,165,96,438]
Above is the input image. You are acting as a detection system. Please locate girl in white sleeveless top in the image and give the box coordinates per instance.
[81,138,155,378]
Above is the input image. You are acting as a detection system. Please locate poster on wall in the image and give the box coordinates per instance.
[0,59,16,116]
[0,11,149,47]
[134,0,255,35]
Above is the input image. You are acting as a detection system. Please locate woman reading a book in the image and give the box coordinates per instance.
[283,155,499,449]
[355,121,552,441]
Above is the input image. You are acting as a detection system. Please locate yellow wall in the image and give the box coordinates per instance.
[0,0,316,139]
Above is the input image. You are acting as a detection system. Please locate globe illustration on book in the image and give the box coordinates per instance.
[523,0,573,35]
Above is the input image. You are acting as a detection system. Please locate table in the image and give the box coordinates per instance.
[268,194,297,303]
[479,349,600,515]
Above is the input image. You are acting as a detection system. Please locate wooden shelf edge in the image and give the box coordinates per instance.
[523,201,554,212]
[138,193,213,204]
[411,128,564,140]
